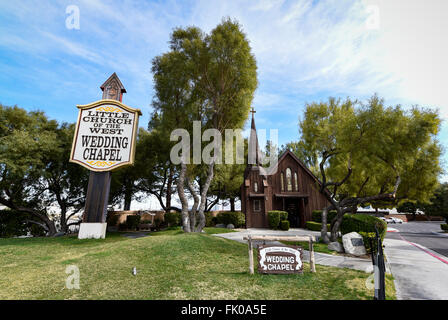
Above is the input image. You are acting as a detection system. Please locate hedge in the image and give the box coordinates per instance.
[204,212,215,227]
[216,211,245,227]
[125,215,141,230]
[305,221,330,232]
[358,231,376,253]
[312,210,338,223]
[268,211,288,230]
[164,212,181,227]
[280,220,290,231]
[441,224,448,232]
[106,213,119,226]
[0,209,46,237]
[341,214,387,241]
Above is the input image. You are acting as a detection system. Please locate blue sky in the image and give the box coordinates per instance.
[1,0,447,185]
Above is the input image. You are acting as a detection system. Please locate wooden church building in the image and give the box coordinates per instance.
[241,111,329,228]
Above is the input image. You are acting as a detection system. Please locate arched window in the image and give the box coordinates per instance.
[280,172,285,192]
[286,168,292,191]
[294,172,298,191]
[254,182,258,192]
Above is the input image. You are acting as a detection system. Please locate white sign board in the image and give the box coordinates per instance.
[70,99,141,172]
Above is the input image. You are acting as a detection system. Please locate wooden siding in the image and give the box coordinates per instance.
[242,150,329,228]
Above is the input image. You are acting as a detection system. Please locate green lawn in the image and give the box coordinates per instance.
[0,228,395,300]
[280,240,336,255]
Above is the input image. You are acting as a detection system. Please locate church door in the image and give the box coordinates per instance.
[285,198,300,228]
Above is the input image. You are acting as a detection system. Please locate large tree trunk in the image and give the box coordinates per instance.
[20,207,57,236]
[187,177,199,231]
[177,162,191,232]
[320,206,330,243]
[330,210,344,242]
[60,207,67,234]
[124,187,132,211]
[230,198,235,212]
[195,162,214,232]
[165,166,173,212]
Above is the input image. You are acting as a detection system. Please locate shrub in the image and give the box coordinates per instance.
[306,221,330,232]
[341,214,387,241]
[0,210,28,237]
[164,212,181,227]
[280,220,290,231]
[216,211,245,227]
[153,217,162,230]
[204,212,215,227]
[312,210,337,223]
[0,209,46,237]
[106,213,119,226]
[125,215,141,230]
[358,231,376,253]
[441,224,448,232]
[140,218,153,224]
[118,223,127,231]
[268,211,287,230]
[268,211,280,229]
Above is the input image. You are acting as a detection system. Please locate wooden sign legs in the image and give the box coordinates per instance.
[78,171,111,239]
[244,235,317,274]
[84,171,111,223]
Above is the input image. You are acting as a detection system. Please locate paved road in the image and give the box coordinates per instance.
[387,221,448,257]
[384,221,448,300]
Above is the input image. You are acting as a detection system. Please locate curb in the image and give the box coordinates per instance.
[431,231,448,238]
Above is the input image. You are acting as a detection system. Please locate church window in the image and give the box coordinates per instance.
[286,168,292,191]
[254,182,258,192]
[294,172,298,191]
[280,173,284,192]
[253,200,261,212]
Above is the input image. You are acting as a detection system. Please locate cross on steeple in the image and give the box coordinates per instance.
[250,107,256,116]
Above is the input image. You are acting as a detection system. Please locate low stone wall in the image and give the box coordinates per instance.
[404,214,445,222]
[107,210,165,226]
[107,210,244,227]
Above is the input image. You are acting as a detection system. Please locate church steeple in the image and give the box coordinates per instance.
[100,72,126,102]
[248,107,262,167]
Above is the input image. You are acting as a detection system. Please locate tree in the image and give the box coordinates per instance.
[423,183,448,223]
[151,18,257,232]
[396,201,425,221]
[140,114,180,212]
[209,162,245,212]
[41,123,89,233]
[0,105,90,235]
[299,95,442,242]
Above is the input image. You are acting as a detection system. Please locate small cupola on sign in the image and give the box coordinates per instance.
[100,72,127,102]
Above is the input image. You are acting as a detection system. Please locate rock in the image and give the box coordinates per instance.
[226,224,235,229]
[328,241,344,253]
[216,224,226,228]
[342,232,367,256]
[54,232,65,237]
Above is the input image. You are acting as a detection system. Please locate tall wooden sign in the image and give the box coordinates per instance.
[70,73,141,239]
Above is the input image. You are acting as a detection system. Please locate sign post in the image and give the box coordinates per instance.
[244,235,315,274]
[70,73,142,239]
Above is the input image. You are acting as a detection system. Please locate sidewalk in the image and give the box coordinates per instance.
[384,237,448,300]
[213,228,375,273]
